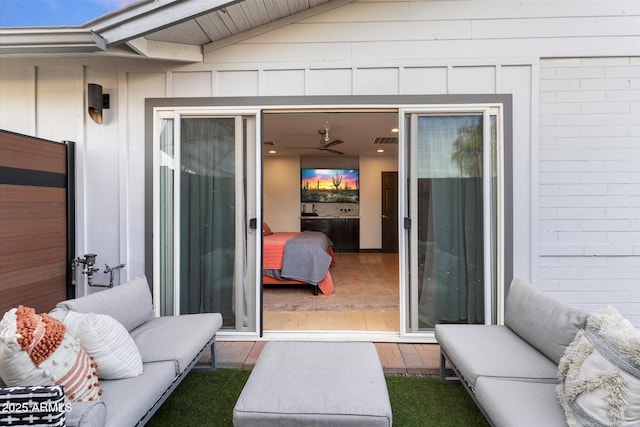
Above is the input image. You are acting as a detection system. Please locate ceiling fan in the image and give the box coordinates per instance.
[313,122,345,155]
[286,121,344,155]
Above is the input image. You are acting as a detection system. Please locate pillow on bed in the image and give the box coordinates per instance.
[263,222,273,236]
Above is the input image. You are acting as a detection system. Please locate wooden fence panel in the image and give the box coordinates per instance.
[0,130,72,315]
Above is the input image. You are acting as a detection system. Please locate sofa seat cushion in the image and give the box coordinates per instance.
[435,324,559,390]
[129,313,222,375]
[99,360,175,427]
[475,377,566,427]
[66,401,107,427]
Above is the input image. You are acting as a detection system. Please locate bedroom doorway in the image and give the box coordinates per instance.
[261,110,400,333]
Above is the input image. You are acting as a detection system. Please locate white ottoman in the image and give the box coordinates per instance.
[233,341,393,427]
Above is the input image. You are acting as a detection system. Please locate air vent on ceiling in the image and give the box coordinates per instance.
[373,137,398,145]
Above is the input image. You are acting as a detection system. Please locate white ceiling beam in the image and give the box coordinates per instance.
[204,0,355,54]
[126,37,203,62]
[94,0,237,45]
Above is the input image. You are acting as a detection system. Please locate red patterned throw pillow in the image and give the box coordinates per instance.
[0,306,102,402]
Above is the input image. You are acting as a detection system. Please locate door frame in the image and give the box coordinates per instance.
[400,106,505,336]
[149,107,261,334]
[145,95,512,341]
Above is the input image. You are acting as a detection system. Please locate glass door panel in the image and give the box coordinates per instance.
[404,109,501,333]
[155,112,258,333]
[179,117,237,323]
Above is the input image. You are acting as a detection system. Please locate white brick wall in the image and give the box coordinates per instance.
[538,57,640,327]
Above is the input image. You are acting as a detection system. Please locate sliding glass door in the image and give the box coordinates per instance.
[402,107,503,333]
[154,110,260,333]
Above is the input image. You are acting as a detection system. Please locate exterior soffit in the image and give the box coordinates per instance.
[0,0,353,62]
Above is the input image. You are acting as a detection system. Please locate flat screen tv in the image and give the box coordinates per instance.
[301,168,359,203]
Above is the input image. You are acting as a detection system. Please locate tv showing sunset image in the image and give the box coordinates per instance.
[301,168,359,203]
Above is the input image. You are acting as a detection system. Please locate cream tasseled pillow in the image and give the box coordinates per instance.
[557,305,640,427]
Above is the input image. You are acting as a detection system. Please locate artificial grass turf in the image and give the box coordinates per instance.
[385,375,489,427]
[147,369,490,427]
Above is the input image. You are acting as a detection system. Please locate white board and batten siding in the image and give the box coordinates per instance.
[0,0,638,325]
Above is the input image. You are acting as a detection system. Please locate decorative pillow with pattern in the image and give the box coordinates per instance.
[63,311,143,379]
[557,305,640,427]
[0,385,68,426]
[0,306,102,402]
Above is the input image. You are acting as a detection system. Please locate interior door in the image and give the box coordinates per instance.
[381,171,398,253]
[154,110,260,333]
[401,107,501,333]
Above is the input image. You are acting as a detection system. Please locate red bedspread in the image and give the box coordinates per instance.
[263,232,335,295]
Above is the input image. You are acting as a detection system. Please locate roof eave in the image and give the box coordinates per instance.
[0,28,106,54]
[91,0,238,46]
[0,0,235,57]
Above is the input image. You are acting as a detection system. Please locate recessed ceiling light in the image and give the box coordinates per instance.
[269,150,277,154]
[377,149,385,153]
[391,128,399,133]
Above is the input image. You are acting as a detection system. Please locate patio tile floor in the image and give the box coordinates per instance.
[214,341,443,375]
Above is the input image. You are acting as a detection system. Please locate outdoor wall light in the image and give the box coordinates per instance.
[87,83,110,124]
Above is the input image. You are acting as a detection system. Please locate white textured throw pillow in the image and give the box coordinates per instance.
[557,305,640,427]
[64,311,143,379]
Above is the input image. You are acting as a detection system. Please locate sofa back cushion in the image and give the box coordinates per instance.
[54,276,155,332]
[505,278,588,364]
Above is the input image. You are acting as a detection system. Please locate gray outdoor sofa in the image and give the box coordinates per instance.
[3,275,223,427]
[435,277,589,427]
[53,275,223,426]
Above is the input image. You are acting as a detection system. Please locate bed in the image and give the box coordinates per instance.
[263,229,335,295]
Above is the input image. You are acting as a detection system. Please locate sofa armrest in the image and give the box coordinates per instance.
[66,401,107,427]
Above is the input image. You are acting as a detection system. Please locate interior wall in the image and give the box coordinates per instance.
[263,156,300,232]
[263,153,398,250]
[359,155,398,249]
